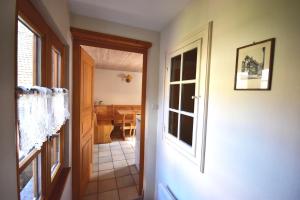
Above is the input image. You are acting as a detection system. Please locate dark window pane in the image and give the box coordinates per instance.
[181,83,195,113]
[182,48,197,80]
[170,55,181,82]
[168,111,178,137]
[169,84,179,109]
[179,115,194,146]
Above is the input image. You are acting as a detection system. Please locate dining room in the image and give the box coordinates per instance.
[80,44,145,199]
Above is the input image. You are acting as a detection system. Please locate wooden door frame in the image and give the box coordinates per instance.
[71,27,152,199]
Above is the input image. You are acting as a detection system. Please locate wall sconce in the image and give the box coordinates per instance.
[118,73,133,83]
[125,74,133,83]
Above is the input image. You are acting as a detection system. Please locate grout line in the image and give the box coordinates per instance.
[95,139,138,199]
[114,141,122,200]
[96,146,99,200]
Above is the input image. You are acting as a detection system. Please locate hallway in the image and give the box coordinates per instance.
[84,140,140,200]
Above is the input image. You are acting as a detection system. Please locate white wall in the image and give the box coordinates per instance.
[94,68,142,105]
[0,0,18,199]
[156,0,300,200]
[71,14,160,199]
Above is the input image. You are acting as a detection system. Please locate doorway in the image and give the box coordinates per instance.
[71,28,151,200]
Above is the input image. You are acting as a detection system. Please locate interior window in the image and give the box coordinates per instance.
[167,47,198,147]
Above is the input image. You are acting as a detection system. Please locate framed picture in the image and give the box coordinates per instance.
[234,38,275,90]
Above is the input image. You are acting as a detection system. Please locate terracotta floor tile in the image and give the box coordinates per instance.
[125,153,135,159]
[113,160,128,168]
[98,151,111,157]
[112,155,126,161]
[99,156,113,163]
[129,165,138,175]
[83,194,98,200]
[99,162,114,171]
[98,178,117,193]
[116,175,135,188]
[89,171,98,182]
[126,159,135,165]
[118,186,139,200]
[99,169,115,180]
[114,166,130,177]
[111,150,124,155]
[93,163,99,172]
[85,181,98,195]
[98,190,119,200]
[132,174,139,185]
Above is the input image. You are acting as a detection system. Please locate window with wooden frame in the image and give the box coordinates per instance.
[16,0,68,199]
[17,16,43,200]
[17,19,41,87]
[51,48,62,88]
[47,35,65,193]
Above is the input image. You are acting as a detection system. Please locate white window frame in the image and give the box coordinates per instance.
[163,23,212,171]
[165,40,201,157]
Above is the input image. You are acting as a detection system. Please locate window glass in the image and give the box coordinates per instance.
[20,153,42,200]
[181,83,195,113]
[168,111,178,137]
[52,48,61,87]
[167,47,198,147]
[170,55,181,82]
[179,115,194,146]
[17,20,41,87]
[182,48,197,80]
[50,135,60,179]
[169,84,180,110]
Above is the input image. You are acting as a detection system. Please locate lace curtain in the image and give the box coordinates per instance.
[17,86,70,159]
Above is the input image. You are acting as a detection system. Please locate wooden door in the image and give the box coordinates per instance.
[79,48,94,196]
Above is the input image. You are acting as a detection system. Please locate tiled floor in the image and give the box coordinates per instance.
[83,138,140,200]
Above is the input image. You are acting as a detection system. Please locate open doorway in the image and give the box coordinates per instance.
[71,28,151,200]
[83,45,142,199]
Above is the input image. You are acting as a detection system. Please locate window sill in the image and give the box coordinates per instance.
[48,167,71,200]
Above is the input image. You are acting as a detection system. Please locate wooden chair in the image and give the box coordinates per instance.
[120,113,136,139]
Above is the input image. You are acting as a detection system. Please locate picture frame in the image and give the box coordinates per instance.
[234,38,275,90]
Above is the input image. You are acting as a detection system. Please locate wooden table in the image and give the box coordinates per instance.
[117,110,140,115]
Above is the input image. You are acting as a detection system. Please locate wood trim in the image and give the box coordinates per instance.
[72,39,81,199]
[71,28,151,198]
[48,167,71,200]
[46,130,65,199]
[19,149,41,173]
[70,27,152,53]
[139,52,147,195]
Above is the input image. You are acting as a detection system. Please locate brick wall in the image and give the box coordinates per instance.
[17,21,34,86]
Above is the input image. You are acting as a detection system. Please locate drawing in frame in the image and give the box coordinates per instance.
[234,38,275,90]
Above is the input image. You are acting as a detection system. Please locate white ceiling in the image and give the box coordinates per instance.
[69,0,191,31]
[82,46,143,72]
